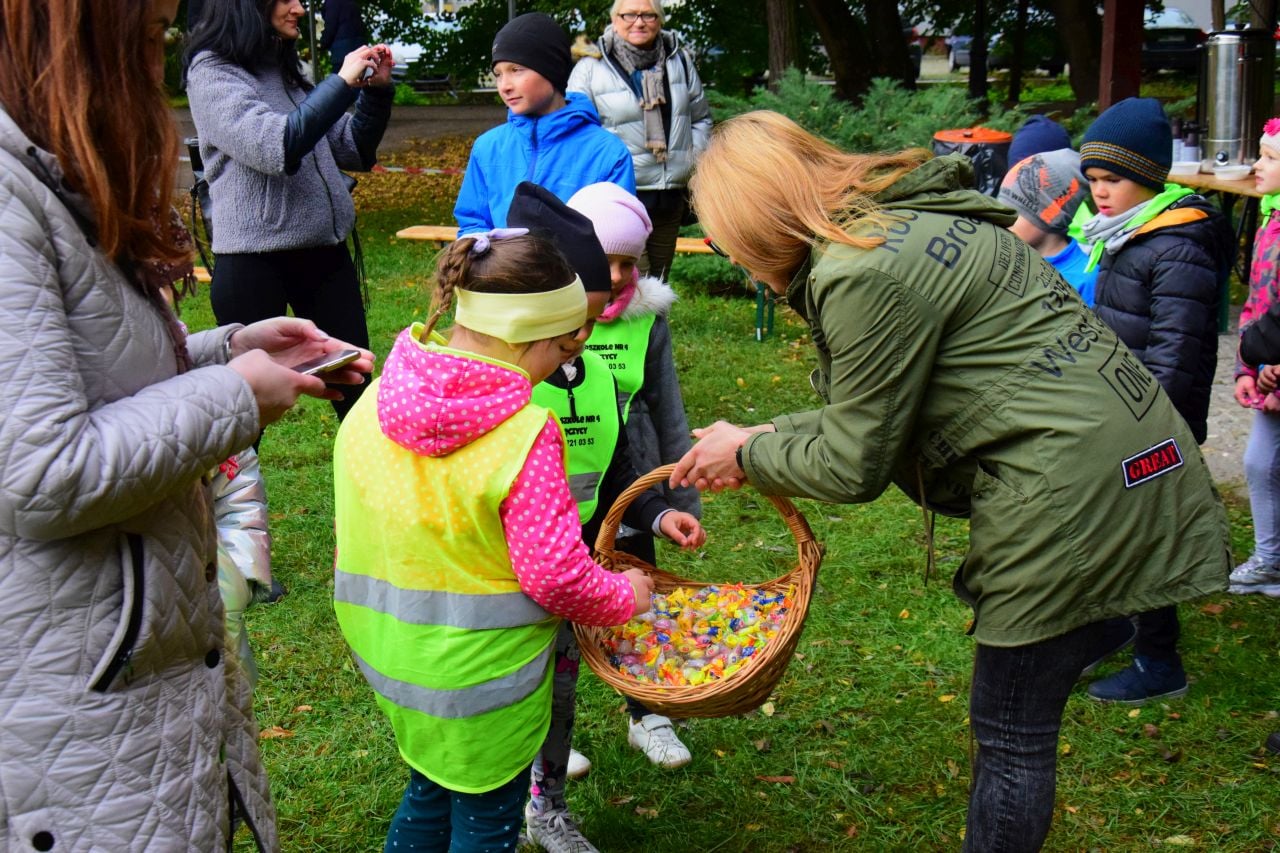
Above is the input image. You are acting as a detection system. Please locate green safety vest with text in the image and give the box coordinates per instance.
[584,315,655,423]
[332,375,560,794]
[531,349,620,523]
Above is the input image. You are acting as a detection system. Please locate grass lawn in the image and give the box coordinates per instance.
[177,147,1280,852]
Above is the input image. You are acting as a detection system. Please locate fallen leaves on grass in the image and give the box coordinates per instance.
[756,775,795,784]
[259,725,293,739]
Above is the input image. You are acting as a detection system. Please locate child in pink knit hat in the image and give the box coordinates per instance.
[566,181,702,769]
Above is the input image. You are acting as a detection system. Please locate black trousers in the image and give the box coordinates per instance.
[211,244,370,420]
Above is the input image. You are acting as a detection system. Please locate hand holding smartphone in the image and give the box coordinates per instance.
[292,349,361,376]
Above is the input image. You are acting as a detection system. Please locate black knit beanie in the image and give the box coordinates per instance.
[507,182,612,294]
[1079,97,1172,192]
[491,12,573,94]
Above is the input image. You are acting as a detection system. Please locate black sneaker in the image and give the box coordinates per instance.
[1266,731,1280,756]
[1086,655,1188,705]
[1079,617,1138,678]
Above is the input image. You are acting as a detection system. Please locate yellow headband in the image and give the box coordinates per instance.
[453,277,587,344]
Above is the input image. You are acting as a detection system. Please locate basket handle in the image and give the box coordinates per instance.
[593,463,819,561]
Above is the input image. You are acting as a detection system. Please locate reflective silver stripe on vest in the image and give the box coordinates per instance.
[353,643,552,719]
[335,570,551,629]
[568,472,601,507]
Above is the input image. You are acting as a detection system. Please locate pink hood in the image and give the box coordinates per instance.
[377,326,532,457]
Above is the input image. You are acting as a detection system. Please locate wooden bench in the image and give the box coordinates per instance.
[194,266,211,283]
[395,224,715,256]
[393,223,782,340]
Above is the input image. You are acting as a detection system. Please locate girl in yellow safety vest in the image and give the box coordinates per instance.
[333,229,654,853]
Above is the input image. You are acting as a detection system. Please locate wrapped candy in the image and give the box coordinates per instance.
[603,583,794,686]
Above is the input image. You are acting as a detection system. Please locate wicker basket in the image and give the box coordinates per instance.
[573,465,824,718]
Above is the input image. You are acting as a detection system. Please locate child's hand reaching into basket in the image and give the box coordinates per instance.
[658,511,706,551]
[625,569,655,616]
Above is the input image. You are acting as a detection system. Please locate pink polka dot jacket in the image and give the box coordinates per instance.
[375,327,636,626]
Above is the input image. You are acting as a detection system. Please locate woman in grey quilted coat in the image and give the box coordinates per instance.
[0,0,372,849]
[568,0,712,278]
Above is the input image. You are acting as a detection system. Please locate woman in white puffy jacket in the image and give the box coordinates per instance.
[568,0,712,278]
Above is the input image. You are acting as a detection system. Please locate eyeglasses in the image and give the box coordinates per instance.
[618,12,659,23]
[704,237,729,259]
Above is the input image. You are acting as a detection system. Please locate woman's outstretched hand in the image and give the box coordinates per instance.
[670,420,756,493]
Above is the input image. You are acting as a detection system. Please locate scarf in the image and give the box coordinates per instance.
[1262,191,1280,222]
[1082,184,1195,272]
[603,26,668,162]
[597,275,638,323]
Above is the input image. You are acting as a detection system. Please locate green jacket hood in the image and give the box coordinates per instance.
[873,154,1018,228]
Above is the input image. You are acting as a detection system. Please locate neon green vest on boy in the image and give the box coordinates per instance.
[333,380,559,793]
[584,315,655,423]
[531,349,619,523]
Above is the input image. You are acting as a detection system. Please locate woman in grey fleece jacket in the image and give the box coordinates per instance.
[185,0,394,419]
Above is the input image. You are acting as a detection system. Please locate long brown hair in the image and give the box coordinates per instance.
[0,0,187,271]
[689,111,931,282]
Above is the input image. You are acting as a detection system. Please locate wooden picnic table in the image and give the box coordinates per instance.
[391,224,788,340]
[395,224,714,256]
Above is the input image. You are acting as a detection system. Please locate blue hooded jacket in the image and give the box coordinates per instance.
[454,92,635,233]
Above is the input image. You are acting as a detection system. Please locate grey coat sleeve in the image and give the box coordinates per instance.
[0,184,259,540]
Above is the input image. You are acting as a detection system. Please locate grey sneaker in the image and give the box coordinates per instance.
[524,803,599,853]
[1228,554,1280,586]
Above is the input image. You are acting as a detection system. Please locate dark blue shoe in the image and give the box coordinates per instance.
[1086,655,1187,705]
[1079,617,1138,678]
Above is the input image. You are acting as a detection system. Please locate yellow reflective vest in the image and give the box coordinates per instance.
[333,376,560,793]
[584,313,655,423]
[531,350,620,524]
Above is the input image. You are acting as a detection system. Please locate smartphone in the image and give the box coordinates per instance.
[292,349,361,376]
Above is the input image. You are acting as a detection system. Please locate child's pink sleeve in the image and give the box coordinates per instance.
[500,415,636,626]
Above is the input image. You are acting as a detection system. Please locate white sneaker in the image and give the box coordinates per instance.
[524,802,599,853]
[627,714,692,769]
[566,748,591,781]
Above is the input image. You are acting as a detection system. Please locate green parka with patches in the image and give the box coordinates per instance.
[738,155,1230,647]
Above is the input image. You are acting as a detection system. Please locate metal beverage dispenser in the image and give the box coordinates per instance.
[1199,29,1274,172]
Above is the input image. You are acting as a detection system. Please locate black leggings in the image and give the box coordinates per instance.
[211,244,370,420]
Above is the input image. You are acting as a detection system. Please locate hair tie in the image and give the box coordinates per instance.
[469,227,529,256]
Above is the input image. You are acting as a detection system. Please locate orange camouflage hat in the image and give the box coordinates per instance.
[998,148,1088,235]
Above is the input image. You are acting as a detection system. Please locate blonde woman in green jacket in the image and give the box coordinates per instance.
[670,111,1230,853]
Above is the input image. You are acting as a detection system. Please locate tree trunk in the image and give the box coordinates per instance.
[804,0,914,100]
[1044,0,1101,106]
[804,0,871,100]
[1211,0,1224,31]
[1099,0,1142,109]
[1006,0,1029,107]
[766,0,798,92]
[969,0,989,105]
[864,0,916,90]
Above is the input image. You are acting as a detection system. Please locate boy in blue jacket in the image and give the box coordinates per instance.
[454,13,635,233]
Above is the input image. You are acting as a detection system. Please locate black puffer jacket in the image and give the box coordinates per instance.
[1094,195,1234,443]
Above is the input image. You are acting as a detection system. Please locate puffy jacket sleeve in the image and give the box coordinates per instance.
[680,49,713,158]
[0,181,260,541]
[746,268,944,503]
[1241,300,1280,366]
[1141,241,1220,412]
[213,447,273,590]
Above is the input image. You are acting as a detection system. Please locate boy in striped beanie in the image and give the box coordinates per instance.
[1078,97,1235,707]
